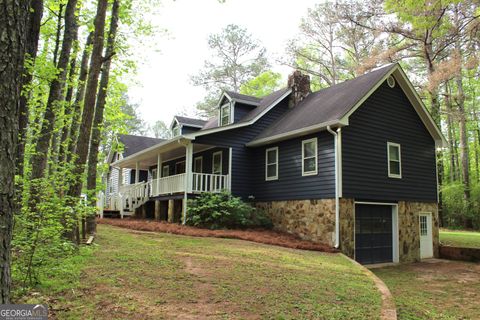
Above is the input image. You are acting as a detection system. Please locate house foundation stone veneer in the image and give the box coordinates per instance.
[255,199,337,246]
[397,201,439,262]
[256,199,438,263]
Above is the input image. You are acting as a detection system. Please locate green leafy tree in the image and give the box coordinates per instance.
[239,71,283,97]
[150,120,171,139]
[191,24,269,117]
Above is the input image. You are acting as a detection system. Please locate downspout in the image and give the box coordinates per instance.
[327,126,340,248]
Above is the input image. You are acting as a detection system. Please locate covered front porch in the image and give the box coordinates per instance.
[106,137,231,220]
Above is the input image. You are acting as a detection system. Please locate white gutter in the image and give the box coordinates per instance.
[327,125,340,249]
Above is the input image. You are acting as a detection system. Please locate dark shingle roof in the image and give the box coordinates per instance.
[118,134,164,157]
[200,88,291,131]
[252,64,396,142]
[174,115,207,128]
[225,91,262,105]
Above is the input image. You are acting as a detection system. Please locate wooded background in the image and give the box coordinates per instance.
[0,0,479,303]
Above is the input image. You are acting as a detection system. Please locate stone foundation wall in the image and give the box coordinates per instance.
[398,201,439,262]
[339,198,355,258]
[255,199,336,246]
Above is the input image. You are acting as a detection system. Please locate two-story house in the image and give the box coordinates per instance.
[104,63,446,264]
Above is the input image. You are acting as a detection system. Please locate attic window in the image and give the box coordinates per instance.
[220,103,231,126]
[387,76,396,88]
[172,124,181,137]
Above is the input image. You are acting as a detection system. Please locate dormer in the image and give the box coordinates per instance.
[170,116,208,136]
[217,91,261,126]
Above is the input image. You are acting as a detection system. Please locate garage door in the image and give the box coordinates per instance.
[355,204,393,264]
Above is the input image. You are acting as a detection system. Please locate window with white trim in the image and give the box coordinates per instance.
[265,147,278,181]
[194,156,203,173]
[220,103,231,126]
[212,151,222,174]
[172,124,181,137]
[387,142,402,178]
[302,138,318,176]
[162,165,169,177]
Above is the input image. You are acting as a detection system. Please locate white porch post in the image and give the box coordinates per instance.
[183,142,193,224]
[156,153,162,195]
[228,147,232,191]
[135,161,140,184]
[118,167,124,219]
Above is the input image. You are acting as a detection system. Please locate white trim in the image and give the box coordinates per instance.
[387,142,402,179]
[112,136,193,167]
[354,201,400,264]
[212,151,223,174]
[337,128,343,198]
[223,91,260,106]
[247,119,346,147]
[265,147,279,181]
[228,147,232,190]
[387,75,396,88]
[162,164,170,177]
[219,101,233,126]
[327,126,340,248]
[301,138,318,176]
[194,156,203,173]
[188,89,292,139]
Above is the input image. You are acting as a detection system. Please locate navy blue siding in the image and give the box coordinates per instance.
[129,170,148,183]
[195,98,290,199]
[181,126,201,135]
[234,103,255,122]
[342,80,437,202]
[252,132,335,201]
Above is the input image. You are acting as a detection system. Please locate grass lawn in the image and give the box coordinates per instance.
[373,260,480,320]
[27,224,382,319]
[440,229,480,248]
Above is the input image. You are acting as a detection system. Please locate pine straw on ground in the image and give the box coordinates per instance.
[98,218,337,253]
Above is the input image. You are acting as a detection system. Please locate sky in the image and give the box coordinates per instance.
[127,0,320,128]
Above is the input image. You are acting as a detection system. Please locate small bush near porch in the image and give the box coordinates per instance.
[186,191,272,229]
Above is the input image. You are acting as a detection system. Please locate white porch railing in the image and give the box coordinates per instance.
[192,173,229,193]
[119,181,149,214]
[107,173,230,215]
[150,173,186,196]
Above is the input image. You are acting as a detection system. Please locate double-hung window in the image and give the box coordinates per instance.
[172,125,180,137]
[212,151,222,174]
[387,142,402,178]
[162,165,169,177]
[265,147,278,181]
[302,138,318,176]
[220,103,231,126]
[194,156,203,173]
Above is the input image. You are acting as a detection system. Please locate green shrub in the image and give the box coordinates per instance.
[442,182,480,229]
[186,191,272,230]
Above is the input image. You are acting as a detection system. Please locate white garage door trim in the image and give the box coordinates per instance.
[354,201,400,263]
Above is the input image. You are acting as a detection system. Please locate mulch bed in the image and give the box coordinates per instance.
[98,218,337,253]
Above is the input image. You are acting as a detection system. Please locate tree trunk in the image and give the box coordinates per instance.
[68,0,109,243]
[17,0,44,177]
[456,74,471,227]
[0,0,29,303]
[57,43,79,164]
[86,0,120,235]
[444,84,457,182]
[65,32,93,164]
[30,0,78,182]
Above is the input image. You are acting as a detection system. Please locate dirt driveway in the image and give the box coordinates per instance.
[373,259,480,319]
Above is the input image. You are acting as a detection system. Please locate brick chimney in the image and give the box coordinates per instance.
[287,70,311,108]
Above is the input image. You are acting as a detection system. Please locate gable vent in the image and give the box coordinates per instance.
[387,76,396,88]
